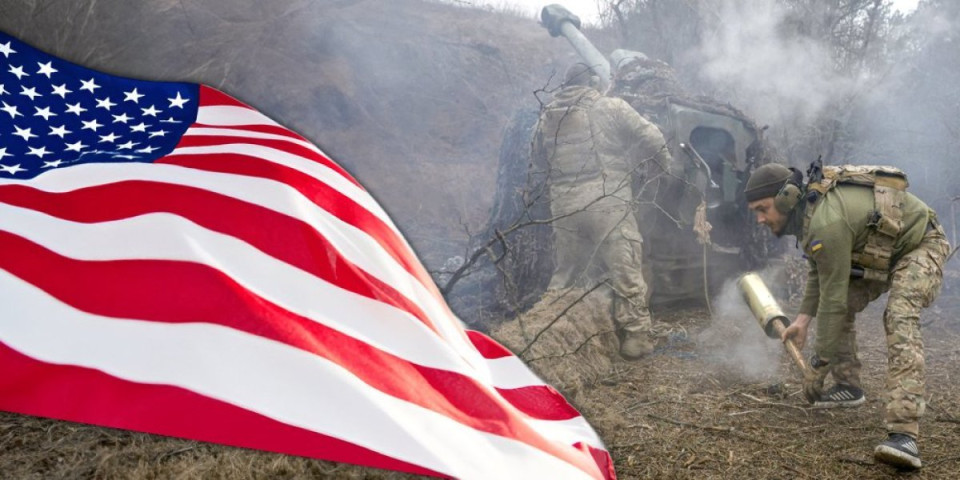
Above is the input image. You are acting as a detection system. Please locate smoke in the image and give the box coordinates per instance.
[687,0,860,127]
[695,266,791,382]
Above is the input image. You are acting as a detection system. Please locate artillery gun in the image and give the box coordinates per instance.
[450,4,779,322]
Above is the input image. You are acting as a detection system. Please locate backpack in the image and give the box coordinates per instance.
[805,163,909,281]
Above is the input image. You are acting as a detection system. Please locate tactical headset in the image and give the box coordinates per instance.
[773,168,805,214]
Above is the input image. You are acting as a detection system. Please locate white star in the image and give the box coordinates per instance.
[113,154,139,160]
[81,119,103,131]
[27,146,51,158]
[141,105,161,117]
[160,117,183,124]
[65,102,87,115]
[136,145,160,154]
[36,61,58,78]
[130,122,148,133]
[79,78,100,93]
[112,113,132,123]
[0,164,26,175]
[95,97,116,110]
[0,41,15,58]
[124,88,144,103]
[65,141,87,152]
[34,106,56,121]
[117,140,139,150]
[0,84,7,95]
[49,125,71,138]
[13,126,37,141]
[1,101,22,118]
[8,64,28,79]
[42,160,64,168]
[0,148,9,160]
[149,129,168,138]
[168,91,190,108]
[51,84,72,98]
[99,132,120,143]
[19,85,41,101]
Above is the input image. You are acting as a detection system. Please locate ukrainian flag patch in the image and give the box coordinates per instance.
[811,240,823,253]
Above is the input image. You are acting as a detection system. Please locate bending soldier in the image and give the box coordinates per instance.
[533,63,673,360]
[745,163,949,470]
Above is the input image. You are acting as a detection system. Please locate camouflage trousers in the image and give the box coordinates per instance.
[828,220,950,438]
[548,192,652,335]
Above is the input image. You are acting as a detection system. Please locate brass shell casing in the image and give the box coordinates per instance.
[737,272,790,339]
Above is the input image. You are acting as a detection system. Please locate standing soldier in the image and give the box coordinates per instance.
[744,163,950,470]
[533,63,674,360]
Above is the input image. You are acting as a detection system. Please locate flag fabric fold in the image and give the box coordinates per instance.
[0,32,616,479]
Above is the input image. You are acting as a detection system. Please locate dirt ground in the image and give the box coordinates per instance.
[3,280,960,479]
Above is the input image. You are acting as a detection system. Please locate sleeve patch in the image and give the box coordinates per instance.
[811,240,823,252]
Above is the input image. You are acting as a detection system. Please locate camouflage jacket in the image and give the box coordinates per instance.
[789,184,932,360]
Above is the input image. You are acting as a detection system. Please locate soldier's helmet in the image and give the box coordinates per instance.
[562,62,601,89]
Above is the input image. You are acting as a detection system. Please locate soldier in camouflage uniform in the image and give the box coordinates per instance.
[744,163,950,470]
[533,63,674,360]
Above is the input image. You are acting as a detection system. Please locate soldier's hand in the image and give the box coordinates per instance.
[781,313,812,351]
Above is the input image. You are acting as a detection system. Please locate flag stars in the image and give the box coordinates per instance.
[8,64,28,79]
[36,61,58,78]
[79,78,100,93]
[13,126,37,141]
[0,147,10,160]
[136,145,160,154]
[168,91,189,108]
[42,160,64,168]
[0,41,15,58]
[130,122,148,133]
[81,119,103,131]
[1,101,22,118]
[0,164,26,175]
[141,105,161,117]
[0,84,8,95]
[34,106,56,121]
[112,113,132,123]
[124,88,144,103]
[95,97,116,110]
[117,140,139,150]
[19,85,41,101]
[99,132,120,143]
[49,125,71,138]
[51,84,71,98]
[65,102,87,115]
[149,130,168,138]
[27,146,51,158]
[64,140,87,152]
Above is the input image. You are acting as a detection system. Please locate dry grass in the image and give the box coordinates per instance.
[3,290,960,479]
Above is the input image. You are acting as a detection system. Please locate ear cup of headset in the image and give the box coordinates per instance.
[774,183,802,214]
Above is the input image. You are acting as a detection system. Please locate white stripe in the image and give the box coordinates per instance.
[184,125,329,159]
[166,141,396,231]
[0,271,597,480]
[0,162,473,366]
[196,105,284,128]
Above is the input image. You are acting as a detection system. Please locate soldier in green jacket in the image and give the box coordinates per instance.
[744,163,950,470]
[533,63,674,360]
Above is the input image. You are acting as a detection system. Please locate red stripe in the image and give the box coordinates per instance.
[173,133,360,189]
[156,149,444,310]
[0,230,580,424]
[0,182,440,336]
[199,86,252,108]
[192,122,309,141]
[467,330,515,359]
[0,232,596,475]
[0,341,445,478]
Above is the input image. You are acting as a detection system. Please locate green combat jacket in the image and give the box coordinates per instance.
[793,184,932,361]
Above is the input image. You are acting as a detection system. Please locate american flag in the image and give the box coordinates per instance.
[0,32,615,479]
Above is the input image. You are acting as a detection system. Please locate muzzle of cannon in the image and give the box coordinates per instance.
[737,272,808,372]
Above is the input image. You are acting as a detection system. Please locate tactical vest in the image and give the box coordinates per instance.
[804,165,908,282]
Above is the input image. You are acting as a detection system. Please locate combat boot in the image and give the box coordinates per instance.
[619,327,654,360]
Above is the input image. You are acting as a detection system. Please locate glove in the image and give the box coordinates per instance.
[803,355,829,403]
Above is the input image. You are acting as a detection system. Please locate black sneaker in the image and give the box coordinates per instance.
[813,384,865,408]
[874,433,921,470]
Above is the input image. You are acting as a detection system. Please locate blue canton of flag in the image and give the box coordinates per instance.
[0,32,197,179]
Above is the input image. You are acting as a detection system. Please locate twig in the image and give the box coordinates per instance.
[518,281,606,357]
